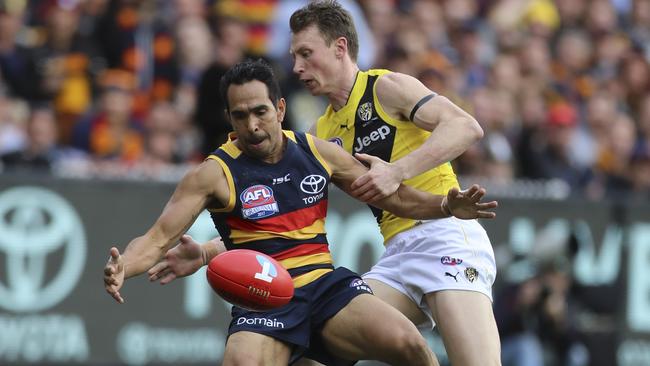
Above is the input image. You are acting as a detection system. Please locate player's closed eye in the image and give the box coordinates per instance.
[253,107,269,117]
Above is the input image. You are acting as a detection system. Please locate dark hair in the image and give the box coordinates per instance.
[219,59,282,111]
[290,0,359,62]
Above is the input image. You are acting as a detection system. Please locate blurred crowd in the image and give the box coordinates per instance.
[0,0,649,198]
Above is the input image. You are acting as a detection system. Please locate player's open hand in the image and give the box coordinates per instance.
[351,153,404,202]
[446,185,498,219]
[104,247,125,303]
[148,235,204,285]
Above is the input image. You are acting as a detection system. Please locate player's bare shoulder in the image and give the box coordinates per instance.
[375,72,432,120]
[180,158,230,205]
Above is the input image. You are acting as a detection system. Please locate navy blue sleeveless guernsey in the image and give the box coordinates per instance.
[207,130,334,288]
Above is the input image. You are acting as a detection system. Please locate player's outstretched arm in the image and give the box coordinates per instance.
[350,72,483,202]
[103,160,228,303]
[148,235,227,284]
[312,136,497,220]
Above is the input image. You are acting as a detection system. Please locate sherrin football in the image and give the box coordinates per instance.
[206,249,294,311]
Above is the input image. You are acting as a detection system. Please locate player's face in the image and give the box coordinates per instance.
[226,80,286,163]
[290,25,338,95]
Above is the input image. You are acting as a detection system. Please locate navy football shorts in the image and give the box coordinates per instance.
[228,266,373,365]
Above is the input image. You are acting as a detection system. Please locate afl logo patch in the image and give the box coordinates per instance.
[441,256,463,266]
[357,102,373,122]
[349,278,373,293]
[240,185,279,219]
[328,137,343,147]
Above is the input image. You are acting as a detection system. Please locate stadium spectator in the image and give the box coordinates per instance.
[0,94,27,154]
[71,68,144,163]
[0,105,88,173]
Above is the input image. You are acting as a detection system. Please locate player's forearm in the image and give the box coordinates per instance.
[395,118,482,180]
[376,185,450,220]
[122,236,167,279]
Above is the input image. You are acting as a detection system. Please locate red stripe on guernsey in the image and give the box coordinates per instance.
[227,200,327,232]
[271,243,330,261]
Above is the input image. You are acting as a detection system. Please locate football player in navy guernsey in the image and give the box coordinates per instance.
[104,59,497,366]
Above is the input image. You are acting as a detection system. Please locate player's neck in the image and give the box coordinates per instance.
[328,63,360,112]
[261,132,287,164]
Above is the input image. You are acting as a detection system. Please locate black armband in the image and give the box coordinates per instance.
[409,93,437,122]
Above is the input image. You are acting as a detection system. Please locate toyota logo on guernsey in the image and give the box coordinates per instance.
[0,186,87,312]
[241,185,279,219]
[300,175,326,195]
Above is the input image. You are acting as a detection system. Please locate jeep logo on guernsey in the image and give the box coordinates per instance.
[353,125,392,153]
[241,185,279,219]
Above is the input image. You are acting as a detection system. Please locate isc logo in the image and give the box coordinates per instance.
[241,185,279,219]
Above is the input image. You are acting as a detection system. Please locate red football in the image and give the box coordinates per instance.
[206,249,294,311]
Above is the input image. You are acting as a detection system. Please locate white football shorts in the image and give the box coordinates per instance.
[363,217,496,329]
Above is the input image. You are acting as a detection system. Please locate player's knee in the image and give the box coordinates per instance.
[401,332,431,359]
[388,327,432,364]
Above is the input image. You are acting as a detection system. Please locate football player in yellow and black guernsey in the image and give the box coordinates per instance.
[290,2,501,366]
[109,59,498,366]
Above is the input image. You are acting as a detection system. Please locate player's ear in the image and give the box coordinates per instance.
[334,37,347,59]
[277,98,286,124]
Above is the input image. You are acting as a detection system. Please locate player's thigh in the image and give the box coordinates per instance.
[320,293,429,361]
[223,331,292,366]
[365,278,428,325]
[426,290,501,366]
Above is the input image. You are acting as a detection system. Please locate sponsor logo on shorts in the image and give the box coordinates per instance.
[441,256,463,266]
[240,185,279,219]
[445,271,460,282]
[236,317,285,328]
[349,278,373,294]
[465,267,479,283]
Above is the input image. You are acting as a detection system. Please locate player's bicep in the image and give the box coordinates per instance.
[148,161,227,248]
[412,95,475,132]
[376,73,441,130]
